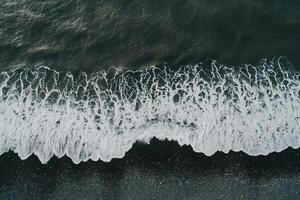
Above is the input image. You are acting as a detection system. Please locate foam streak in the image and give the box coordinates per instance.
[0,60,299,163]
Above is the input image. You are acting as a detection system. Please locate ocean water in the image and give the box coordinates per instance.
[1,0,300,199]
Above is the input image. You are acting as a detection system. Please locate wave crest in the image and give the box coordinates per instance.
[0,59,300,163]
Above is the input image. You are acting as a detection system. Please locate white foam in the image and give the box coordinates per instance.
[0,60,299,163]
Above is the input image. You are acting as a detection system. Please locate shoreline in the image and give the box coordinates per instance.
[1,138,300,199]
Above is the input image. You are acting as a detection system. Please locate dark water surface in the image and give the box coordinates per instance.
[1,0,300,199]
[1,0,300,71]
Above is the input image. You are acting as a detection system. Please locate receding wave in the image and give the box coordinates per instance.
[0,59,299,163]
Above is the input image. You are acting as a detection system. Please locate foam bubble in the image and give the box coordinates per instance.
[0,59,299,163]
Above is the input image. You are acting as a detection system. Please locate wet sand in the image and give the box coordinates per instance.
[1,138,300,200]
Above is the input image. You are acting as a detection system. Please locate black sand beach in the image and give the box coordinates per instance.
[1,139,300,200]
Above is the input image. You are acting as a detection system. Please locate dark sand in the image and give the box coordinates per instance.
[1,139,300,200]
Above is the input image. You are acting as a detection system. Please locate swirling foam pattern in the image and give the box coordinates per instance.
[0,60,299,163]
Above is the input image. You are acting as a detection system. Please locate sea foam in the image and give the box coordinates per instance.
[0,59,299,163]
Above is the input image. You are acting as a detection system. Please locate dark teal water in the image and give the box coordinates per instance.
[1,0,300,72]
[1,0,300,199]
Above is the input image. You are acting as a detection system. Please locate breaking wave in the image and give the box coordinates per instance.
[0,59,299,163]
